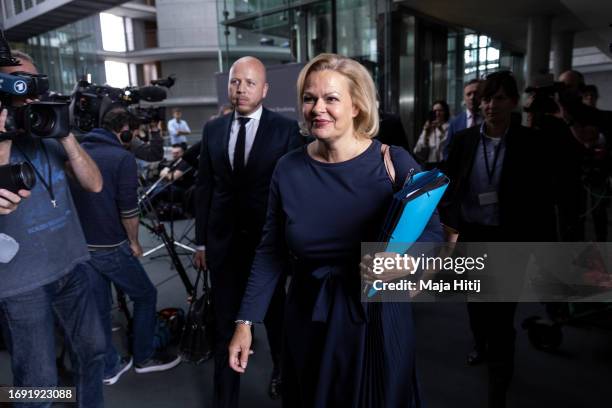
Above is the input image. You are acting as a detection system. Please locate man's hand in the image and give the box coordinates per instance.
[0,106,12,166]
[0,189,31,215]
[194,249,207,270]
[149,121,161,133]
[228,324,254,373]
[129,240,143,257]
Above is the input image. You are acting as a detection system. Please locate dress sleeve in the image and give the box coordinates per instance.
[237,166,286,322]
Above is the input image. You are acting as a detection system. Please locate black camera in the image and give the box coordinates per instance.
[70,75,174,133]
[524,81,605,128]
[0,30,70,141]
[0,162,36,193]
[129,106,166,126]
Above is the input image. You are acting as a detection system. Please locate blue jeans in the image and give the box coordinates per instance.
[77,242,157,377]
[0,269,105,408]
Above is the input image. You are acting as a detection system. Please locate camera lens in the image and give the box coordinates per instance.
[29,108,55,134]
[0,162,36,193]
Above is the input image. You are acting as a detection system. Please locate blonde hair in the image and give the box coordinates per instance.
[296,53,379,139]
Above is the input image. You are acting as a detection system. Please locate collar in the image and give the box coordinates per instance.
[235,105,263,122]
[479,122,510,140]
[85,128,123,147]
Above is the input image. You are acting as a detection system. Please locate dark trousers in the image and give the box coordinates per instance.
[210,234,285,408]
[0,269,105,408]
[467,302,517,408]
[76,242,158,376]
[461,222,517,408]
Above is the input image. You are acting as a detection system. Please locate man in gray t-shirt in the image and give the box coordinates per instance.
[0,52,105,407]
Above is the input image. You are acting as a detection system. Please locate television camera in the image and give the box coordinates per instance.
[70,74,175,133]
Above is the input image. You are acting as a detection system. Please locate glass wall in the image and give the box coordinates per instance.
[217,0,378,70]
[446,30,524,115]
[21,14,106,95]
[215,1,524,146]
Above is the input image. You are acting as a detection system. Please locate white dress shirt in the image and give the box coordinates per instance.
[228,105,263,169]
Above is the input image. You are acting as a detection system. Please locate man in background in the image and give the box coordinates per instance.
[167,108,191,146]
[444,79,482,159]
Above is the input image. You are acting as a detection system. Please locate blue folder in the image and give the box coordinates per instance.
[367,168,449,297]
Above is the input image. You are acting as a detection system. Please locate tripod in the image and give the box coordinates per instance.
[139,181,195,296]
[139,161,196,257]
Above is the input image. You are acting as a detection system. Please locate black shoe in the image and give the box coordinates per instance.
[104,356,133,385]
[135,351,181,374]
[268,367,282,400]
[467,348,486,366]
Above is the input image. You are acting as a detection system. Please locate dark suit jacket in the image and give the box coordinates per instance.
[195,107,302,271]
[440,121,557,241]
[444,111,468,160]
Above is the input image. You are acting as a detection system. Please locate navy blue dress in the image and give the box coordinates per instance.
[239,140,443,408]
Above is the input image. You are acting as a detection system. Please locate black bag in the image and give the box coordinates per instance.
[179,268,214,364]
[154,308,186,349]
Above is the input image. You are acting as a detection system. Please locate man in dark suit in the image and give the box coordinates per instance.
[444,79,482,160]
[194,56,302,407]
[441,71,557,408]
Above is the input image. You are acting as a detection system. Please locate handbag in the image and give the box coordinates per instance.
[178,268,215,364]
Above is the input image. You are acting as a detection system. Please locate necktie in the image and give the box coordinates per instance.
[469,113,480,128]
[234,117,251,174]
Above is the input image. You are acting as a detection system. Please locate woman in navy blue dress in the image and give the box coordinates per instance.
[229,54,443,407]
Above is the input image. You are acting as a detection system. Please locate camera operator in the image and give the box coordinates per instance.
[70,107,181,386]
[524,70,612,242]
[0,50,105,407]
[130,120,164,162]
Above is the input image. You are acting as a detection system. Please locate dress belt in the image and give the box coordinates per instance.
[306,264,366,324]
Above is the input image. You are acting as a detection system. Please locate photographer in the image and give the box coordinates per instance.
[70,107,181,386]
[413,100,450,168]
[527,70,611,241]
[0,50,105,407]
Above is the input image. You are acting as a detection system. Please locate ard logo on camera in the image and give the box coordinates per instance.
[13,80,27,94]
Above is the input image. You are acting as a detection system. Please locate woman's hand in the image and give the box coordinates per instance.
[228,323,254,373]
[360,252,416,284]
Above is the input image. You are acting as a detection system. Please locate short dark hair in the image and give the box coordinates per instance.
[480,71,519,101]
[171,143,185,151]
[583,84,599,99]
[432,99,450,122]
[465,78,481,88]
[102,108,131,133]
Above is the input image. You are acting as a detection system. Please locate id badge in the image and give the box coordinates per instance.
[478,191,498,206]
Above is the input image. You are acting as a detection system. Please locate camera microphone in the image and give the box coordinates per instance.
[137,86,167,102]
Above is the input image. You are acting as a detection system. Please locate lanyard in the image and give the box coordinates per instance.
[480,131,504,185]
[14,140,57,208]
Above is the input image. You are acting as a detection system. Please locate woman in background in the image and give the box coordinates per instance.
[413,100,450,168]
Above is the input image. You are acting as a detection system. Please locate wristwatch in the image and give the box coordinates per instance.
[235,319,253,326]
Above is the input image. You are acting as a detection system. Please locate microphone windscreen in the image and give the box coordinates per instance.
[138,86,167,102]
